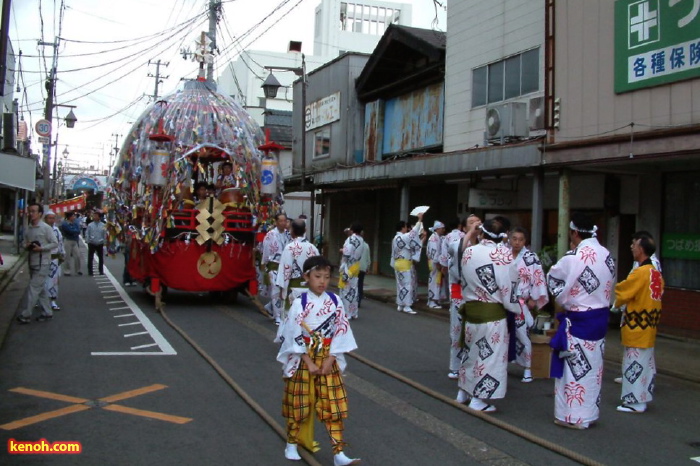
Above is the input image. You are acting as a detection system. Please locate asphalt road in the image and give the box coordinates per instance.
[1,255,699,465]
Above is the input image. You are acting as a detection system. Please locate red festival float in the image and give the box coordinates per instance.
[107,77,282,308]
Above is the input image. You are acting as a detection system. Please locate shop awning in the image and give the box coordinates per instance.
[49,194,87,214]
[0,151,36,191]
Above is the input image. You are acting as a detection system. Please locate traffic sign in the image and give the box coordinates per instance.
[38,136,50,144]
[35,119,52,137]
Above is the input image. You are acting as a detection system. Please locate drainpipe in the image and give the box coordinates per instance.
[557,169,570,258]
[399,181,409,221]
[531,167,544,253]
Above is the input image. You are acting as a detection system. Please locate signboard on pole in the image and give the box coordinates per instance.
[38,136,50,144]
[615,0,700,93]
[35,119,52,137]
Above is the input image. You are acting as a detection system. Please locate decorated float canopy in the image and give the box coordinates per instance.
[111,78,283,214]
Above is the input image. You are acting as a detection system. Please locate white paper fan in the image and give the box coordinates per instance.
[410,205,430,216]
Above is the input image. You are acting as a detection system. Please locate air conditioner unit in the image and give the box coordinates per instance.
[528,96,545,131]
[485,102,528,142]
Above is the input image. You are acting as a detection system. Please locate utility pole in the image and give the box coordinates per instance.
[39,37,59,203]
[147,59,169,101]
[110,133,121,174]
[206,0,221,84]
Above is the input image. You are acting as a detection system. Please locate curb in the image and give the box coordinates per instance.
[0,252,28,350]
[0,251,27,296]
[353,285,700,385]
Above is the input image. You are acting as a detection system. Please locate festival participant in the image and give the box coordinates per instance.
[509,227,549,383]
[358,231,371,308]
[60,211,82,276]
[43,211,64,311]
[216,161,236,191]
[391,212,424,315]
[276,219,319,315]
[613,232,664,413]
[17,203,58,324]
[441,215,481,379]
[262,213,290,324]
[193,181,209,202]
[426,220,447,309]
[275,256,360,465]
[456,218,518,412]
[409,222,427,305]
[339,223,365,319]
[547,212,615,429]
[85,211,107,276]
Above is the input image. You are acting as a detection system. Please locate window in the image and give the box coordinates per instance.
[314,128,331,159]
[471,48,540,107]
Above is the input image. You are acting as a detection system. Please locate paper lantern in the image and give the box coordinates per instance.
[149,149,170,186]
[260,156,278,195]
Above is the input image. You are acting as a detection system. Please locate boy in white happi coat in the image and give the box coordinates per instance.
[262,213,290,324]
[456,218,519,412]
[339,223,365,319]
[44,211,64,311]
[426,220,447,309]
[390,212,424,315]
[509,227,549,383]
[547,213,615,429]
[275,256,360,466]
[276,219,319,316]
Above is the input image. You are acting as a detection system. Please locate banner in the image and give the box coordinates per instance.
[49,195,87,215]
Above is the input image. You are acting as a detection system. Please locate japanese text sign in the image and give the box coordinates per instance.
[615,0,700,93]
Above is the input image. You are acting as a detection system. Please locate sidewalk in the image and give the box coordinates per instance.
[0,234,27,349]
[349,272,700,385]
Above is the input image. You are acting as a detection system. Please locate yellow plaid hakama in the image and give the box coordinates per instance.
[282,340,349,454]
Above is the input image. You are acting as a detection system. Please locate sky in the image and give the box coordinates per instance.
[8,0,446,173]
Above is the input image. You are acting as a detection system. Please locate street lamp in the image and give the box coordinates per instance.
[261,53,311,233]
[42,104,78,202]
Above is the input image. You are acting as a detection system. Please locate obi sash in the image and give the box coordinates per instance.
[458,301,506,348]
[393,258,412,272]
[549,307,610,378]
[450,283,462,300]
[338,262,360,289]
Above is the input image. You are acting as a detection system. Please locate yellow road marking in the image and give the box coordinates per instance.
[2,384,190,430]
[102,404,192,424]
[1,405,91,430]
[99,384,168,403]
[10,387,89,403]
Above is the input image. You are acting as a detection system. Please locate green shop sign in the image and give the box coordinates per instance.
[662,233,700,260]
[615,0,700,93]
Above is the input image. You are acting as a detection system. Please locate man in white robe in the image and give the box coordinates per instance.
[509,227,549,382]
[391,212,424,314]
[44,211,64,311]
[339,223,365,319]
[457,218,519,412]
[276,219,319,316]
[547,213,615,429]
[426,221,447,309]
[262,213,290,324]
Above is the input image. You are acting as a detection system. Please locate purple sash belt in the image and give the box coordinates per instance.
[549,307,609,378]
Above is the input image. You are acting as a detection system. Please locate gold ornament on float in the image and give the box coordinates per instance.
[197,251,222,279]
[195,197,226,245]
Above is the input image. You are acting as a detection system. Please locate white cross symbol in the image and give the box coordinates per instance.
[630,1,658,42]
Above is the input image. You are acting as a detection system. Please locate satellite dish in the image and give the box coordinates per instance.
[486,107,501,137]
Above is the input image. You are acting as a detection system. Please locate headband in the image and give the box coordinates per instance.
[480,224,499,240]
[570,221,598,237]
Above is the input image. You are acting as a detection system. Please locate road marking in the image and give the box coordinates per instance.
[10,387,88,403]
[1,384,191,430]
[103,295,120,299]
[131,343,158,350]
[102,404,192,424]
[0,405,91,430]
[91,267,176,356]
[691,457,700,463]
[114,314,135,318]
[124,331,149,338]
[107,300,125,304]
